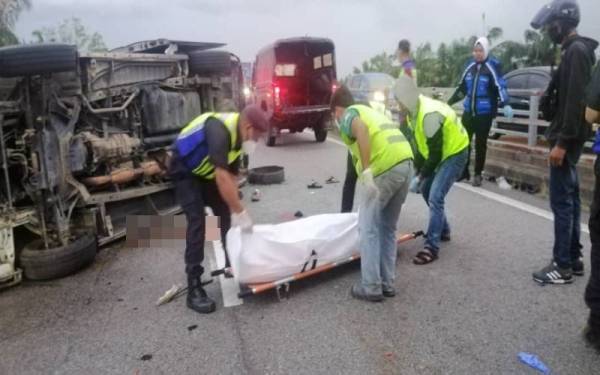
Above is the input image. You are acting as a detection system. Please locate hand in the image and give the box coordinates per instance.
[361,168,380,200]
[232,209,253,232]
[549,145,566,167]
[503,105,514,120]
[409,176,422,193]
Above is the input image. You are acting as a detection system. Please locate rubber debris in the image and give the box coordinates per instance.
[307,180,323,189]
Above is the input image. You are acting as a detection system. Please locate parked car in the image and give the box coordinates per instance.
[494,66,551,138]
[252,37,337,146]
[346,72,396,107]
[0,39,244,288]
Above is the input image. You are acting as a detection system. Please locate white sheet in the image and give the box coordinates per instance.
[227,213,359,284]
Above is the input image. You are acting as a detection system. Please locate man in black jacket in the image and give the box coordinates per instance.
[584,63,600,351]
[530,0,598,285]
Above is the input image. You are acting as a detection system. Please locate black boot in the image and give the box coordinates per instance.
[187,276,216,314]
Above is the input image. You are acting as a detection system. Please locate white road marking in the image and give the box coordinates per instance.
[205,208,243,307]
[455,182,589,235]
[325,136,590,235]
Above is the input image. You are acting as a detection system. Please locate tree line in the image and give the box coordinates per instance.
[354,27,559,87]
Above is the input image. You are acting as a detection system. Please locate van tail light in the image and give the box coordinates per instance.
[273,85,281,108]
[332,83,338,93]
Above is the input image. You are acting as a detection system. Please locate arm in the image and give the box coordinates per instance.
[350,117,371,171]
[447,63,472,106]
[215,168,244,213]
[585,64,600,124]
[486,60,510,106]
[419,113,445,178]
[557,44,594,148]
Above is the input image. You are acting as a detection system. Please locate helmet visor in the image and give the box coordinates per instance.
[531,4,555,29]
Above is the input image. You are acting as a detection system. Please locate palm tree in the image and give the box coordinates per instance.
[0,0,31,46]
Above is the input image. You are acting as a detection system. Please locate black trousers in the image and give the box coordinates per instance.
[174,174,231,278]
[462,112,494,177]
[341,152,357,213]
[585,157,600,324]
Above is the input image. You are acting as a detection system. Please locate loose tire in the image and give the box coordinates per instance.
[0,44,78,78]
[20,234,97,280]
[188,50,233,76]
[248,166,285,185]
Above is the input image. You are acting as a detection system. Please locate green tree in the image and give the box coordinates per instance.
[32,17,108,52]
[0,0,31,46]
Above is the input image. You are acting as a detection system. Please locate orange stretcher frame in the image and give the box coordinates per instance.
[219,231,424,299]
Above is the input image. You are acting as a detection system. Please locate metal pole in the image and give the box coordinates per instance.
[528,95,540,147]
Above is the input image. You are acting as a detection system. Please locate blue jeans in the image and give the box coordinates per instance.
[358,161,412,295]
[550,160,583,268]
[421,149,468,254]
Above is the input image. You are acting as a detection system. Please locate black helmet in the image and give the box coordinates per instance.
[531,0,580,30]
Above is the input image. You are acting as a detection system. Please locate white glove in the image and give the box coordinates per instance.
[232,209,253,232]
[361,168,380,200]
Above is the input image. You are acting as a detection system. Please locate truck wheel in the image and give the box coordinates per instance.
[314,127,328,142]
[0,44,78,78]
[20,234,97,280]
[188,50,233,76]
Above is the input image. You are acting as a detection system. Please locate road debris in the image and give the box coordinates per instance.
[325,176,339,184]
[156,284,186,306]
[140,354,153,361]
[307,180,323,189]
[517,352,550,374]
[251,189,261,202]
[497,176,512,190]
[187,325,198,332]
[294,211,304,218]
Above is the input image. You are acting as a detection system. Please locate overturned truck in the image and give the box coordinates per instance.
[0,39,245,288]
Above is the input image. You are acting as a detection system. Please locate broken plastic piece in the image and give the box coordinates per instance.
[518,352,550,375]
[156,284,185,306]
[497,176,512,190]
[325,176,339,184]
[307,180,322,189]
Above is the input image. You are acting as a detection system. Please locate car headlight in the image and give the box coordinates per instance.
[243,86,251,98]
[373,91,385,102]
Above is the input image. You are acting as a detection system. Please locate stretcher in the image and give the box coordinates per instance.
[210,213,423,300]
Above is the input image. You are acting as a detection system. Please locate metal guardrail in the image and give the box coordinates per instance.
[421,87,595,148]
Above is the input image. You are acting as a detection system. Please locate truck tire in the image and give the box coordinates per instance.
[188,50,233,76]
[20,234,97,280]
[0,44,78,78]
[248,166,285,185]
[314,127,328,143]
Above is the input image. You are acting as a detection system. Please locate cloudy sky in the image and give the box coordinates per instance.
[14,0,600,76]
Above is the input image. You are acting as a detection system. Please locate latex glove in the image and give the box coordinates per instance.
[409,176,422,193]
[232,209,253,232]
[503,105,514,120]
[361,168,380,200]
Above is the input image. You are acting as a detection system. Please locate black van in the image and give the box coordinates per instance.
[252,37,337,146]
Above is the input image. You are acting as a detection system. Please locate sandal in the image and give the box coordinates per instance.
[413,250,438,265]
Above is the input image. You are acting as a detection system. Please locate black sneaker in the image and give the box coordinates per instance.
[532,262,573,285]
[573,257,585,276]
[350,283,384,302]
[382,285,396,298]
[441,232,451,242]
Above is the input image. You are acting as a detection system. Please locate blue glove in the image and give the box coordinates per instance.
[503,105,514,120]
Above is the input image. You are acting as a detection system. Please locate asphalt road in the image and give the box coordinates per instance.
[1,131,599,375]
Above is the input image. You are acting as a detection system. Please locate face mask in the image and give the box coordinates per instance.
[242,140,257,155]
[547,23,566,44]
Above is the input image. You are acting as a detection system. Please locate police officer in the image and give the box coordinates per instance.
[331,85,413,302]
[394,76,469,265]
[169,105,268,314]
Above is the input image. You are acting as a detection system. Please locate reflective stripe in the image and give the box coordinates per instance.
[387,135,406,144]
[380,124,399,130]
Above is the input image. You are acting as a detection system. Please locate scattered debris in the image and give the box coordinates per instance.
[497,176,512,190]
[307,180,322,189]
[140,277,144,281]
[325,176,340,184]
[383,352,395,361]
[187,325,198,332]
[156,284,187,306]
[518,352,550,374]
[117,298,124,302]
[251,189,261,202]
[140,354,153,361]
[294,211,304,218]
